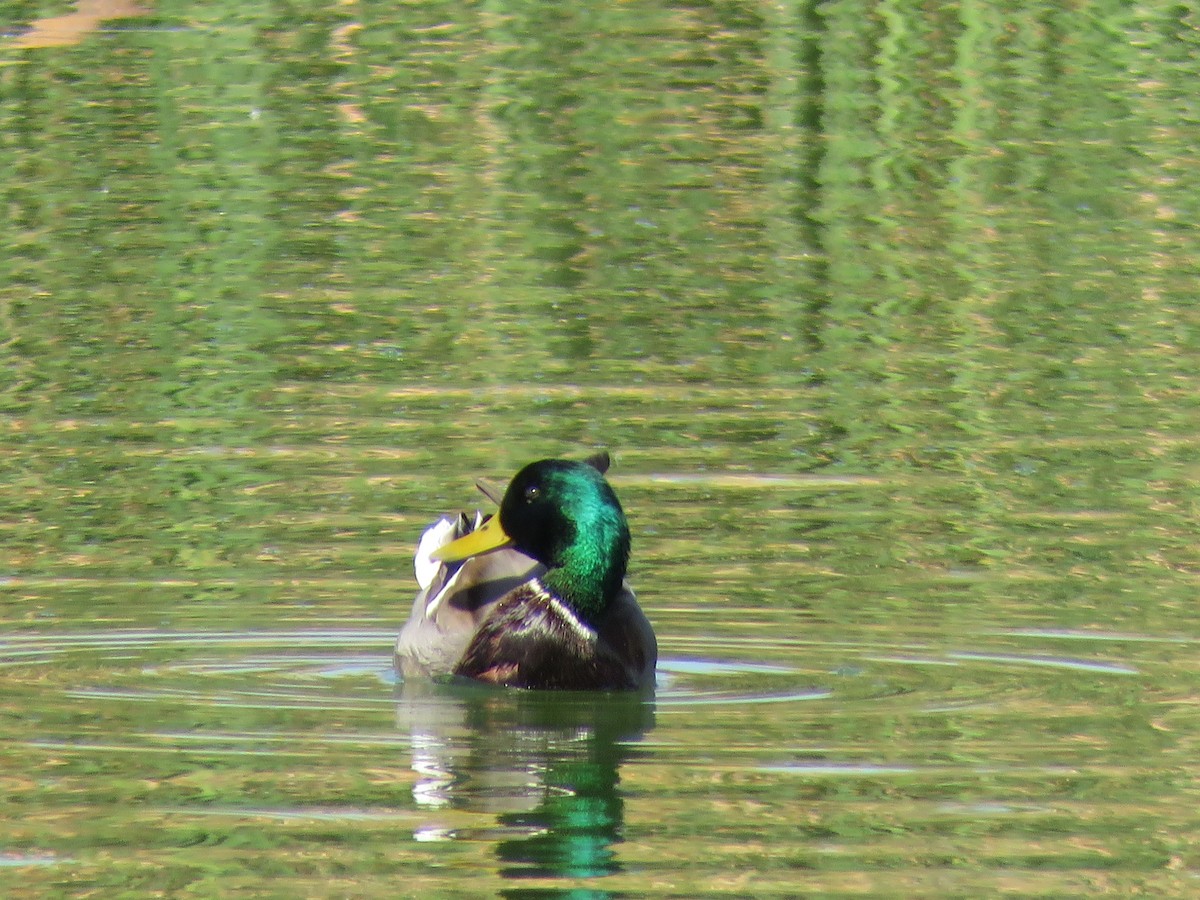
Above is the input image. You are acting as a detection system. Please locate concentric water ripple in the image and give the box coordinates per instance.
[0,625,1146,713]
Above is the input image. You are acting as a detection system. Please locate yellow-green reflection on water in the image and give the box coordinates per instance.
[2,0,1200,895]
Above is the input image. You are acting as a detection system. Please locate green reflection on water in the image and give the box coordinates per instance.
[399,681,653,892]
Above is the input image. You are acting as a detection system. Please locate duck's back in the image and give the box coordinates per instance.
[394,546,540,679]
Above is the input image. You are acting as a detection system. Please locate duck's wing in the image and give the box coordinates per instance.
[395,514,542,679]
[474,478,504,505]
[452,579,654,691]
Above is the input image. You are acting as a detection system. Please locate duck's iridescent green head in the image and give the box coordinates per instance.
[432,458,630,622]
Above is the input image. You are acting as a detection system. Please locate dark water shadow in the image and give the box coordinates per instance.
[396,680,655,895]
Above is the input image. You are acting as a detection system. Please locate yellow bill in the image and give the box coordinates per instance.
[430,514,513,562]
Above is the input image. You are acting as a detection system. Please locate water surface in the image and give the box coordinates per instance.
[2,1,1199,896]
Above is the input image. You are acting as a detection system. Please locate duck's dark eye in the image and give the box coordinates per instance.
[524,484,541,502]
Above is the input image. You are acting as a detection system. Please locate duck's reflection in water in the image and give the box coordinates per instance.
[397,679,655,888]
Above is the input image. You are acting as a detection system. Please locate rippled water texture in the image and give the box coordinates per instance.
[3,0,1200,896]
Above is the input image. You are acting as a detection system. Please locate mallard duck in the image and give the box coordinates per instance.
[394,453,656,691]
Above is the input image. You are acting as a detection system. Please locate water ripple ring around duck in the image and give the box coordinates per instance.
[0,628,835,709]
